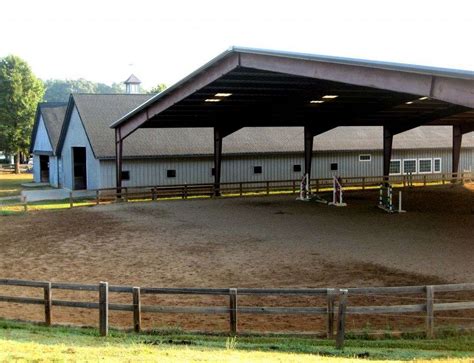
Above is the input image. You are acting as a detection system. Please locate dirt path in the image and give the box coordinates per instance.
[0,184,473,332]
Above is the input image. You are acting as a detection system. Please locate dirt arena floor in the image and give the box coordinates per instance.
[0,184,473,334]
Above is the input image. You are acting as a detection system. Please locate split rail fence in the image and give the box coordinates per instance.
[1,279,474,349]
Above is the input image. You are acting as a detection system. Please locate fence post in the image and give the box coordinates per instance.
[326,288,336,338]
[69,192,73,208]
[292,180,296,194]
[315,179,320,193]
[239,183,243,196]
[22,195,28,212]
[229,288,238,335]
[426,285,434,338]
[99,281,109,336]
[266,181,270,195]
[133,287,141,333]
[96,190,99,205]
[423,175,427,186]
[362,177,365,190]
[335,289,348,349]
[151,188,156,201]
[184,184,188,199]
[44,282,52,326]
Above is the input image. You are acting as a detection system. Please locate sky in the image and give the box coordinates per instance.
[1,0,473,89]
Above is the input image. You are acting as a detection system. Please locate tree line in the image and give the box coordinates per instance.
[0,55,166,173]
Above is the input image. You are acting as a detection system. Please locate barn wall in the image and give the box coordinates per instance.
[60,106,100,190]
[32,154,41,183]
[49,156,59,187]
[97,148,474,189]
[32,116,53,153]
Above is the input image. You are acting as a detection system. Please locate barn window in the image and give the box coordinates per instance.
[418,159,432,173]
[434,158,442,173]
[211,167,215,176]
[254,166,262,174]
[167,169,176,178]
[293,164,301,172]
[389,160,401,175]
[121,171,130,180]
[330,163,338,171]
[359,154,371,162]
[403,159,417,174]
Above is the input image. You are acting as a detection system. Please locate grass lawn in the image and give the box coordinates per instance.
[0,320,473,362]
[0,172,33,198]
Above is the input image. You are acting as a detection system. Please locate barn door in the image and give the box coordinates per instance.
[39,155,49,183]
[72,147,87,190]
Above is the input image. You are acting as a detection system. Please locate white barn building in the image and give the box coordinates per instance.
[30,102,68,187]
[30,94,472,191]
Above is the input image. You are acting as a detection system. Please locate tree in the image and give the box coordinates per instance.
[43,79,122,102]
[148,83,167,94]
[0,55,44,173]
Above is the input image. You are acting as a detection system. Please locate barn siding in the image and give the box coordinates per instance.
[32,116,53,153]
[97,148,474,189]
[32,115,57,185]
[60,106,100,190]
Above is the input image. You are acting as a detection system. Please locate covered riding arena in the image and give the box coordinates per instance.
[112,47,474,193]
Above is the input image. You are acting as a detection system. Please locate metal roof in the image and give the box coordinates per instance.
[111,47,474,135]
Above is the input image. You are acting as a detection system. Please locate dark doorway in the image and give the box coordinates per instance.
[72,147,87,190]
[39,155,49,183]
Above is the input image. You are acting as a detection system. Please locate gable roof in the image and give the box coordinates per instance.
[57,94,154,157]
[30,102,68,154]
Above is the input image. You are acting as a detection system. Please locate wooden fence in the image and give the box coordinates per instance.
[1,279,474,348]
[64,171,474,208]
[2,171,472,212]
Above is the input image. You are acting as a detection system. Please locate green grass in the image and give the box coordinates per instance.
[0,319,473,361]
[0,173,33,198]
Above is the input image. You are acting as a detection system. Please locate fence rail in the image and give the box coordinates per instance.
[3,172,471,212]
[1,279,474,348]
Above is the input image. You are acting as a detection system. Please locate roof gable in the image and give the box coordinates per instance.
[30,102,67,154]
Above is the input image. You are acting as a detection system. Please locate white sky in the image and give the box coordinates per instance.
[1,0,473,89]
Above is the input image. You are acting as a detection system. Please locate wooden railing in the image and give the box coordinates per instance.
[2,172,471,212]
[1,279,474,348]
[72,172,472,206]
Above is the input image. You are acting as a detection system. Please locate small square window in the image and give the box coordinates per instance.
[167,169,176,178]
[254,166,262,174]
[293,164,301,172]
[121,171,130,181]
[359,154,371,162]
[403,159,417,174]
[330,163,338,171]
[211,168,215,176]
[418,159,432,173]
[389,160,401,175]
[434,158,441,173]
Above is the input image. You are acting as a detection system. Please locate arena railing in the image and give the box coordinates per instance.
[1,279,474,348]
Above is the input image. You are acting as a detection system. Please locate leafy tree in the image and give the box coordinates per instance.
[43,79,111,102]
[0,55,44,173]
[148,83,167,94]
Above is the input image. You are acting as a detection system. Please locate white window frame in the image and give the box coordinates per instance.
[359,154,371,162]
[433,158,442,173]
[418,158,433,174]
[389,159,402,175]
[403,159,417,175]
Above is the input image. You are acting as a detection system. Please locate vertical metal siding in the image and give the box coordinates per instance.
[97,148,474,189]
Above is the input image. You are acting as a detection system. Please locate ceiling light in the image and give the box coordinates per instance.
[310,100,325,104]
[322,95,338,99]
[418,96,429,101]
[215,93,232,97]
[205,98,221,102]
[405,101,413,105]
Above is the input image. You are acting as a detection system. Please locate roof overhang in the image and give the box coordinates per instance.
[111,47,474,139]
